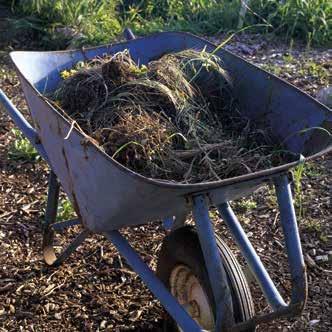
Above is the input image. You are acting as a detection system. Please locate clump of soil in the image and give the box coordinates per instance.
[50,49,296,183]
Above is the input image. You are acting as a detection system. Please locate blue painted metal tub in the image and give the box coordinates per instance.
[5,32,332,233]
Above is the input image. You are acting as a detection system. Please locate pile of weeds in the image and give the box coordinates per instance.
[50,49,296,183]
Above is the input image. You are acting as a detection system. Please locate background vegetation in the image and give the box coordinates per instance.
[5,0,332,48]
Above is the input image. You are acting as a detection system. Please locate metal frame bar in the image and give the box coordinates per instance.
[44,229,90,267]
[27,170,308,330]
[44,171,60,230]
[216,173,307,323]
[0,86,87,267]
[119,28,306,322]
[105,230,203,332]
[105,195,235,331]
[51,218,81,232]
[193,195,234,330]
[42,171,87,266]
[217,202,287,310]
[274,175,307,306]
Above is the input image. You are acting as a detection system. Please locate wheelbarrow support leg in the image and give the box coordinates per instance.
[193,195,234,331]
[274,175,307,307]
[105,230,203,332]
[43,171,88,266]
[217,202,287,310]
[216,174,307,329]
[44,171,60,230]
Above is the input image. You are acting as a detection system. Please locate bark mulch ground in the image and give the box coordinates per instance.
[0,21,331,332]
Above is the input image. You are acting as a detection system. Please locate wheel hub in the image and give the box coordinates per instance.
[169,264,215,331]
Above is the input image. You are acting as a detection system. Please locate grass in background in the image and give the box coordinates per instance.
[122,0,242,35]
[6,0,331,49]
[248,0,331,47]
[8,0,122,48]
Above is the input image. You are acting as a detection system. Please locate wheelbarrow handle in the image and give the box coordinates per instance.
[0,88,49,163]
[123,28,136,41]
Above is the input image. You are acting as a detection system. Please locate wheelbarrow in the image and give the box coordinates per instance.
[1,29,331,331]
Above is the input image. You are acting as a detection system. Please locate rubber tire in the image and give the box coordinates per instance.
[156,226,255,331]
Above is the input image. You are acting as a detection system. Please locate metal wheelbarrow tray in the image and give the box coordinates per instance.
[1,30,331,331]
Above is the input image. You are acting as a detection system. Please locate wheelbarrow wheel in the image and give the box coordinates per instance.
[156,225,255,331]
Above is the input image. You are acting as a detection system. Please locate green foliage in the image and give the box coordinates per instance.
[121,0,242,35]
[292,161,321,219]
[8,0,331,48]
[235,198,257,213]
[301,162,322,178]
[261,63,282,76]
[302,219,321,233]
[10,0,122,48]
[319,233,328,243]
[301,218,328,244]
[262,56,329,87]
[299,61,330,85]
[57,198,75,221]
[247,0,332,46]
[8,128,40,162]
[282,54,294,64]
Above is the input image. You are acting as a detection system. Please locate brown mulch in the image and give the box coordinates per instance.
[0,27,331,332]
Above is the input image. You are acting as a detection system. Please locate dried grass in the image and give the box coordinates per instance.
[51,49,295,183]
